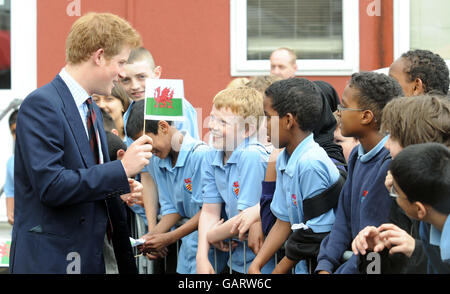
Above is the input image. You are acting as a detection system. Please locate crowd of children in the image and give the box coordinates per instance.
[6,45,450,274]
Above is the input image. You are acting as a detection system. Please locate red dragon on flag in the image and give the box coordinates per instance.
[154,87,174,109]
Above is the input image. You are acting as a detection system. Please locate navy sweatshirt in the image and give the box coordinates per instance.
[316,139,392,274]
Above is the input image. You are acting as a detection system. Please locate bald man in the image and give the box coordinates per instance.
[270,48,298,79]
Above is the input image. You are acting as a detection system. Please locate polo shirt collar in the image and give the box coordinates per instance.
[158,130,196,170]
[212,136,260,167]
[357,135,389,163]
[278,133,315,177]
[430,215,450,261]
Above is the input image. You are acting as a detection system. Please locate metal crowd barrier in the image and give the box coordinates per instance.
[160,217,353,274]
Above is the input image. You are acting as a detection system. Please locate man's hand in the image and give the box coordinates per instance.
[121,135,153,178]
[352,226,385,256]
[120,178,144,206]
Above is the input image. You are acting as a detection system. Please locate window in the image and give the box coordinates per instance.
[230,0,359,76]
[0,0,36,100]
[394,0,450,65]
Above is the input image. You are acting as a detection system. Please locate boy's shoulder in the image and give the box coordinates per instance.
[235,140,271,163]
[286,137,334,171]
[348,145,391,181]
[187,139,212,162]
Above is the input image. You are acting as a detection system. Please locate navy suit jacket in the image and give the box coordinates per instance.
[10,75,137,274]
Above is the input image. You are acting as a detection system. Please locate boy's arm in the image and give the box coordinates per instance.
[147,213,182,235]
[248,218,291,274]
[207,203,262,243]
[141,172,159,231]
[207,213,239,244]
[197,203,222,274]
[315,176,353,274]
[144,210,201,251]
[272,256,297,274]
[6,197,14,225]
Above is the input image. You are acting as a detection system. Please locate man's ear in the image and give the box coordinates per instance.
[153,66,162,79]
[116,149,126,160]
[413,78,425,95]
[92,48,106,66]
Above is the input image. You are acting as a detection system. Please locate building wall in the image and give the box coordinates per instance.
[37,0,394,139]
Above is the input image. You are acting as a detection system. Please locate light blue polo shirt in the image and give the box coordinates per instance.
[122,98,200,224]
[145,131,221,273]
[270,133,340,274]
[430,215,450,264]
[202,136,275,273]
[4,155,14,198]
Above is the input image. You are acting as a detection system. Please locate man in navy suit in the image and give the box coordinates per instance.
[9,12,152,274]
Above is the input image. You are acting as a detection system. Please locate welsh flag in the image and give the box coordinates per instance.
[144,79,185,121]
[0,239,10,267]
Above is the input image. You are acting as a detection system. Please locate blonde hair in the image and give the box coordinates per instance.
[66,12,142,64]
[245,75,282,94]
[226,78,250,89]
[127,47,156,69]
[381,95,450,147]
[213,86,264,130]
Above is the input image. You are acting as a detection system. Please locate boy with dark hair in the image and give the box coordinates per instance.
[127,99,225,274]
[247,78,340,274]
[316,72,404,274]
[352,94,450,274]
[389,143,450,273]
[4,109,18,225]
[389,49,449,96]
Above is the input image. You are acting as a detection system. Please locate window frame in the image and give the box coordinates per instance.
[0,0,37,101]
[230,0,360,77]
[393,0,450,68]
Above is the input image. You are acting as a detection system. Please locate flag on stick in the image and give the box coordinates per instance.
[144,79,185,121]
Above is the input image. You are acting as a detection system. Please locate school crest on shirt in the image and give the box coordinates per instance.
[233,181,240,198]
[291,194,298,207]
[184,178,192,193]
[361,190,368,203]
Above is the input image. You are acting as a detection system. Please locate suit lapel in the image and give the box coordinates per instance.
[51,75,96,167]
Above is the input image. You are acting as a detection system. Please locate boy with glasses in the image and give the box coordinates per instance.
[315,72,403,274]
[352,94,450,273]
